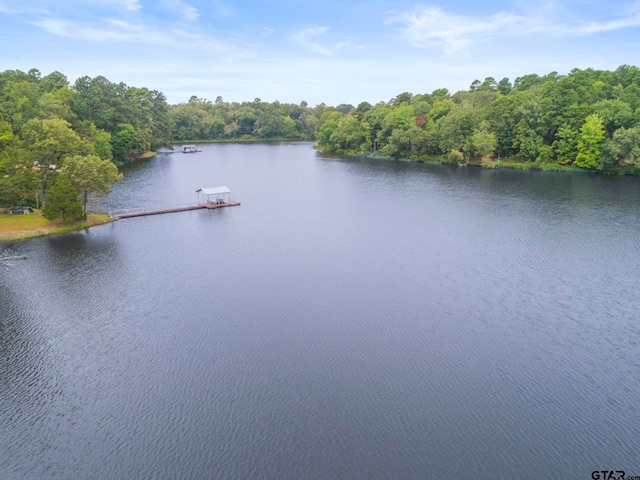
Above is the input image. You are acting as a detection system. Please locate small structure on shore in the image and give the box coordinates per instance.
[182,145,200,153]
[197,186,232,205]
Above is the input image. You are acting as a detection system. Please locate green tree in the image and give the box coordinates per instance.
[575,114,605,169]
[512,98,545,160]
[297,112,318,139]
[361,104,391,151]
[168,104,211,140]
[89,124,113,161]
[336,103,355,115]
[412,100,431,118]
[72,76,170,149]
[479,77,498,91]
[73,75,119,130]
[21,118,91,202]
[592,99,634,136]
[342,115,366,151]
[208,116,226,139]
[224,122,239,138]
[384,104,415,130]
[353,101,372,118]
[42,174,83,222]
[63,154,122,220]
[38,86,75,121]
[318,118,340,151]
[513,73,542,91]
[428,99,455,122]
[147,90,171,148]
[553,125,580,165]
[0,121,16,154]
[392,92,413,106]
[497,77,512,95]
[603,126,640,167]
[376,104,414,147]
[3,80,40,131]
[536,145,555,164]
[111,123,142,165]
[486,92,532,157]
[39,71,69,93]
[471,121,496,158]
[22,118,90,166]
[383,128,412,156]
[439,106,476,158]
[0,121,32,206]
[514,127,543,161]
[281,116,297,138]
[235,107,257,135]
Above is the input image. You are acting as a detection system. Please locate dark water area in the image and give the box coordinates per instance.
[1,143,639,479]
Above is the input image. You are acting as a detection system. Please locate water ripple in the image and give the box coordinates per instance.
[2,146,640,479]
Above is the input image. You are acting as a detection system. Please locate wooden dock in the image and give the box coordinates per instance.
[114,201,240,219]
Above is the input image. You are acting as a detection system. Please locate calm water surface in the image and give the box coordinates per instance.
[1,143,639,479]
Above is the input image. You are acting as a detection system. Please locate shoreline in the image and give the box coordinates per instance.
[169,138,316,145]
[136,151,157,160]
[321,150,640,176]
[0,212,114,241]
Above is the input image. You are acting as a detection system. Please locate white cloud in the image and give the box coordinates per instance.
[290,26,333,55]
[30,18,162,43]
[27,17,257,59]
[116,0,141,11]
[210,0,234,18]
[0,0,141,17]
[162,0,200,21]
[90,0,142,12]
[169,29,258,58]
[0,1,49,14]
[571,16,640,35]
[388,4,640,53]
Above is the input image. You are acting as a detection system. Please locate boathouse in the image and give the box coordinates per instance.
[182,145,198,153]
[197,186,232,205]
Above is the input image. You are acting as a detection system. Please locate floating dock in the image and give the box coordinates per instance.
[114,200,240,219]
[182,144,201,153]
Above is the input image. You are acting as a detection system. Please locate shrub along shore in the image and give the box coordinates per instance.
[338,151,639,175]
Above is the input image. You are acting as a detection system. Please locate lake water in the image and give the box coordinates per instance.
[1,143,639,479]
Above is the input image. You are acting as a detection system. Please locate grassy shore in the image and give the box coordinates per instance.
[136,151,157,159]
[0,211,112,241]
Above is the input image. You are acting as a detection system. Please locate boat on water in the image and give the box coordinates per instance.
[182,145,202,153]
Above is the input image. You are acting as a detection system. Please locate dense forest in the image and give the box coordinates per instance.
[171,96,321,141]
[317,65,640,172]
[2,65,640,212]
[0,68,325,212]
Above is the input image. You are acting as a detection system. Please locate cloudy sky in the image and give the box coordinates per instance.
[1,0,640,106]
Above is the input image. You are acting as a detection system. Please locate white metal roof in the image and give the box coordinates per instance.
[197,186,231,195]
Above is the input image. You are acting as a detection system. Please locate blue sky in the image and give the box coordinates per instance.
[1,0,640,106]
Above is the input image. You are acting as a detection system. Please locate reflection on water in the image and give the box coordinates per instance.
[1,143,640,479]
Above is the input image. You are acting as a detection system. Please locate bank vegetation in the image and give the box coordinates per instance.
[316,66,640,173]
[2,65,640,238]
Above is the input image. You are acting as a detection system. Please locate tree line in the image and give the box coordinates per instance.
[317,65,640,172]
[0,68,331,217]
[170,96,322,141]
[3,65,640,219]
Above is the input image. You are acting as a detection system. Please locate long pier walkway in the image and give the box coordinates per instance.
[113,200,240,219]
